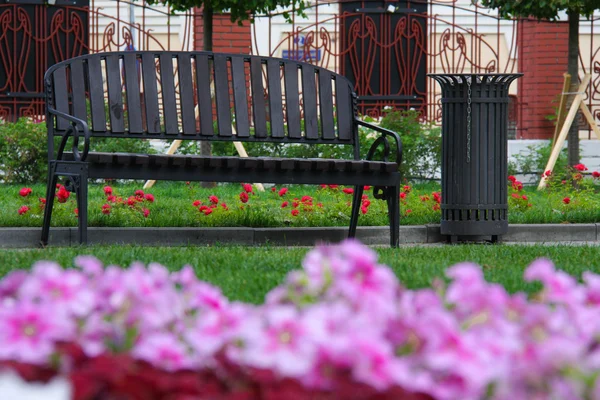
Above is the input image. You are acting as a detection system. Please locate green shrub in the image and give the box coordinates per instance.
[0,119,157,184]
[0,119,48,183]
[508,141,569,177]
[379,110,441,180]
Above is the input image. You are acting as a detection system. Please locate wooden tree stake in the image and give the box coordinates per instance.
[538,74,592,190]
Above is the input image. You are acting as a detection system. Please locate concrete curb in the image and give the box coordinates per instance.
[0,224,598,248]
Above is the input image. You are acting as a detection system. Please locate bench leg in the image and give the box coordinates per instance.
[387,185,400,248]
[74,173,88,245]
[40,163,59,246]
[348,185,365,239]
[41,162,89,246]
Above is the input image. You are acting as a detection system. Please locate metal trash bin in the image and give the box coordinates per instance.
[429,73,522,243]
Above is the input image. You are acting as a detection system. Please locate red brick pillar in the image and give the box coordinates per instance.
[194,10,251,54]
[517,18,569,139]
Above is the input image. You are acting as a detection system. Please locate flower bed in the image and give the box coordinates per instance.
[2,241,600,399]
[7,163,600,229]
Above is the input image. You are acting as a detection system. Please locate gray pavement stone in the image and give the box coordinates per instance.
[0,228,70,248]
[504,224,597,242]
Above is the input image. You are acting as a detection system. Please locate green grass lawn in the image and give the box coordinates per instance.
[3,181,600,228]
[1,244,598,303]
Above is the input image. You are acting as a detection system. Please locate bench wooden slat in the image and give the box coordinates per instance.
[115,153,132,165]
[231,57,250,138]
[177,54,197,135]
[319,70,335,140]
[335,77,353,141]
[302,65,319,139]
[159,53,178,134]
[123,53,143,133]
[214,54,232,137]
[141,54,161,134]
[52,67,70,131]
[250,57,267,138]
[70,59,87,123]
[284,63,301,139]
[87,57,107,132]
[195,54,214,137]
[267,59,284,138]
[105,54,125,133]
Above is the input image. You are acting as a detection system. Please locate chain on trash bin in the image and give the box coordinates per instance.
[466,76,472,164]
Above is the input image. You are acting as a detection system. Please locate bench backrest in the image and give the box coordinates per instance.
[45,51,358,147]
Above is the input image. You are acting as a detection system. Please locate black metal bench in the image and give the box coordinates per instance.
[41,51,402,246]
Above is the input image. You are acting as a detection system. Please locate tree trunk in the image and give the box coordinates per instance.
[567,10,580,167]
[201,4,216,188]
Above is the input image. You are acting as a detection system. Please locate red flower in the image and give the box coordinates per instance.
[522,195,528,200]
[403,185,411,193]
[240,192,249,203]
[316,202,323,208]
[199,205,209,212]
[127,196,137,206]
[18,206,29,215]
[291,209,299,216]
[400,192,406,199]
[433,203,440,211]
[107,195,117,203]
[574,163,588,171]
[278,188,288,197]
[19,187,32,197]
[103,186,113,195]
[360,205,368,214]
[574,173,583,181]
[364,186,371,190]
[301,196,313,204]
[135,189,144,197]
[362,199,371,207]
[319,184,327,189]
[221,203,229,210]
[420,195,430,202]
[271,186,277,192]
[142,208,150,218]
[512,181,523,191]
[209,195,219,204]
[328,184,338,189]
[144,194,155,202]
[563,197,571,204]
[242,183,253,193]
[101,204,111,214]
[405,209,412,215]
[56,183,61,189]
[432,192,442,203]
[203,208,213,216]
[57,186,70,203]
[292,201,300,208]
[511,193,520,199]
[593,171,600,178]
[281,201,289,208]
[544,170,552,177]
[74,208,79,216]
[342,188,354,195]
[39,197,46,205]
[193,200,202,207]
[508,175,517,183]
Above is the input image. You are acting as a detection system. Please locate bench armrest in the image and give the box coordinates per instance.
[48,108,91,162]
[355,119,403,165]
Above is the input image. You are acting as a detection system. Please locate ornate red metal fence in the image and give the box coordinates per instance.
[0,0,193,121]
[251,0,520,128]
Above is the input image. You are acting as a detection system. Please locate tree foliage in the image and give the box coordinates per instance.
[478,0,600,20]
[147,0,307,23]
